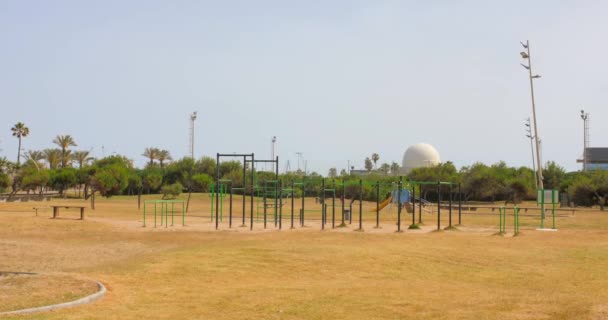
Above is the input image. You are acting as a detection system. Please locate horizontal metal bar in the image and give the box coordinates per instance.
[245,160,277,163]
[218,153,253,157]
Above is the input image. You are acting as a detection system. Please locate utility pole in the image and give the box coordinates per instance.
[520,40,544,189]
[189,111,197,159]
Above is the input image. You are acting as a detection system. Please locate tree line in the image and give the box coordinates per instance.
[2,122,606,209]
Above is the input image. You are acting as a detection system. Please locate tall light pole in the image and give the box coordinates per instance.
[189,111,197,159]
[580,109,589,171]
[525,118,538,190]
[520,40,544,189]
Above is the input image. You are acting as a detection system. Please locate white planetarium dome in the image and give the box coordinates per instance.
[401,143,441,173]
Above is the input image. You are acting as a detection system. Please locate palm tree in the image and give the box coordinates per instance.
[43,149,62,169]
[371,153,380,169]
[11,122,29,166]
[390,162,400,175]
[364,157,373,172]
[72,151,93,168]
[25,150,45,171]
[157,149,172,168]
[25,150,45,162]
[142,147,159,166]
[52,135,77,168]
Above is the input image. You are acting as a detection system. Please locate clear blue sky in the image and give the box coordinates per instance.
[1,1,607,174]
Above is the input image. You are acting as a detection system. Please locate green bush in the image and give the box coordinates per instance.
[162,182,183,199]
[192,174,213,192]
[0,173,10,193]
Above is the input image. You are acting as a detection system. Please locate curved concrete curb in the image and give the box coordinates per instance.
[0,276,106,316]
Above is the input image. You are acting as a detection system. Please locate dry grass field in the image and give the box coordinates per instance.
[1,193,608,319]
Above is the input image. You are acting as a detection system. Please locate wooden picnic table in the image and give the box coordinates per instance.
[51,205,86,220]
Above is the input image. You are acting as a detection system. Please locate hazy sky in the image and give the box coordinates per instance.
[1,1,607,174]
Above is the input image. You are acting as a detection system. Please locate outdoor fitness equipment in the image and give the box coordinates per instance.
[498,206,520,236]
[210,182,228,223]
[142,199,186,228]
[537,189,558,230]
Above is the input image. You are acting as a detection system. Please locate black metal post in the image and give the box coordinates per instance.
[274,180,278,227]
[397,177,402,232]
[412,182,416,226]
[275,156,279,228]
[229,182,233,228]
[437,182,441,230]
[448,184,453,228]
[332,180,335,229]
[358,179,363,231]
[341,180,345,226]
[215,153,220,230]
[418,185,423,224]
[376,181,380,228]
[242,155,246,227]
[250,153,254,230]
[321,178,325,230]
[458,183,462,225]
[301,178,305,227]
[263,181,267,229]
[279,180,283,230]
[291,181,295,229]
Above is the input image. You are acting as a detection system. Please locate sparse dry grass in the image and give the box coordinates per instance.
[1,194,608,319]
[0,273,98,312]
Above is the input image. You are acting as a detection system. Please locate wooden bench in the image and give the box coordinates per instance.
[51,206,86,220]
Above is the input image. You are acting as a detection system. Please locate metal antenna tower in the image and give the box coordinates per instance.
[581,110,590,171]
[285,160,291,173]
[189,112,197,159]
[271,136,277,172]
[295,152,303,172]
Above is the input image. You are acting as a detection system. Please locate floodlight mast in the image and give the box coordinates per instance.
[189,112,197,159]
[520,40,544,189]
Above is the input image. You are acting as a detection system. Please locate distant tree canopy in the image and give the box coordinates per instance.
[4,138,607,209]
